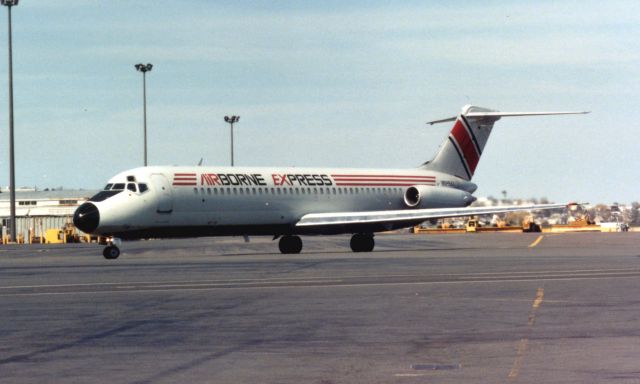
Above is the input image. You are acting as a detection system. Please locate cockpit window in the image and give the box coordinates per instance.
[89,190,123,202]
[138,183,149,193]
[112,183,125,190]
[127,183,137,192]
[104,183,113,190]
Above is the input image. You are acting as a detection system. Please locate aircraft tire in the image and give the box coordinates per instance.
[279,235,302,254]
[103,245,121,260]
[350,233,375,252]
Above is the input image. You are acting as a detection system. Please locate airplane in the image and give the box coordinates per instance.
[73,105,588,259]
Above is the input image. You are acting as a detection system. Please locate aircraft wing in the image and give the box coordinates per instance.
[296,203,570,227]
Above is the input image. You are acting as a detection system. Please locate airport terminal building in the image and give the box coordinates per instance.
[0,189,97,242]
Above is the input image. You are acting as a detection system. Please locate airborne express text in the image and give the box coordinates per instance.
[200,173,333,187]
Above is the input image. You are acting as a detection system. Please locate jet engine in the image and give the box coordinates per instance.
[404,185,476,209]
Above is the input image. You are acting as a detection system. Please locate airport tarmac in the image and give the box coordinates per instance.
[1,232,639,383]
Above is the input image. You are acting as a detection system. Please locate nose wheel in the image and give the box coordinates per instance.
[103,245,121,259]
[102,237,122,260]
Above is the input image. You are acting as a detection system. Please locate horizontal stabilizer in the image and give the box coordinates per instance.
[420,105,589,181]
[428,110,589,125]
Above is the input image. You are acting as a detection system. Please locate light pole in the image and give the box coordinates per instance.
[2,0,18,243]
[135,63,153,166]
[224,115,240,166]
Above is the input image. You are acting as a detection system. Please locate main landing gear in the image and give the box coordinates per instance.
[277,233,375,254]
[102,238,122,260]
[350,233,375,252]
[279,235,303,254]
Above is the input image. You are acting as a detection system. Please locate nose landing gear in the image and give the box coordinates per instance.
[102,237,122,260]
[103,245,120,259]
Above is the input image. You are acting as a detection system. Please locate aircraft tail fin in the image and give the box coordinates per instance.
[420,105,588,180]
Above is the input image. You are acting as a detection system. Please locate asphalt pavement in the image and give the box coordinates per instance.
[1,232,639,383]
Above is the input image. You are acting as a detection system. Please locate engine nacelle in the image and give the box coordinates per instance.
[404,185,476,209]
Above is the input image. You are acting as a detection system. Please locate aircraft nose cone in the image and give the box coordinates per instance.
[74,203,100,233]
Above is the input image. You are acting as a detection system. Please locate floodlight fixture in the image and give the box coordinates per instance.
[135,63,153,73]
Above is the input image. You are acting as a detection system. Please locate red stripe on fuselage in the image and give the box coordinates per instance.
[332,174,434,179]
[450,120,480,175]
[335,182,435,187]
[332,178,434,182]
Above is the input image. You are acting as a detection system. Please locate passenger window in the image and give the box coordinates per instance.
[138,183,149,193]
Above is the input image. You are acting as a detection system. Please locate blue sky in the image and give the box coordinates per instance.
[0,0,637,204]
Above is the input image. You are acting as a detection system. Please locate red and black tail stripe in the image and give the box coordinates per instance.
[460,114,482,156]
[447,136,472,180]
[449,116,483,179]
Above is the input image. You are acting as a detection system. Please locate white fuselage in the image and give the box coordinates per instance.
[72,105,585,258]
[86,165,476,239]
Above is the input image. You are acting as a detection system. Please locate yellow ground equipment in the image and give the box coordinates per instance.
[44,223,79,244]
[466,219,478,232]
